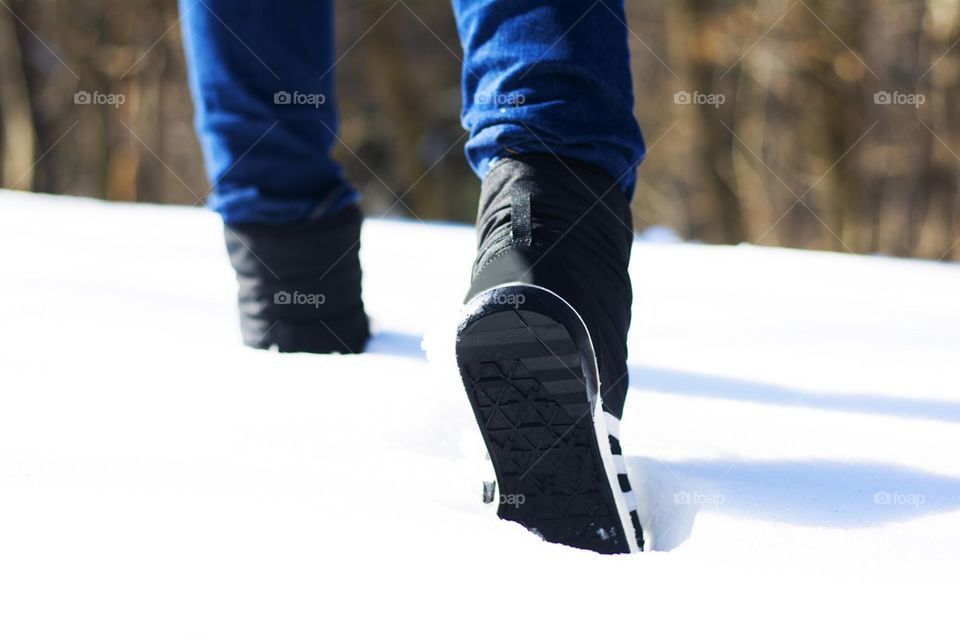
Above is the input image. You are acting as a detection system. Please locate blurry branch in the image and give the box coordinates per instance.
[0,5,37,188]
[365,0,430,216]
[672,0,746,244]
[921,0,960,260]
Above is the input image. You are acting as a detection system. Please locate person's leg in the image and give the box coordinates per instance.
[179,0,368,352]
[452,0,645,553]
[452,0,645,196]
[180,0,355,223]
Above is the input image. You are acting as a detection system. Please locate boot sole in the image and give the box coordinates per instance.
[456,284,641,554]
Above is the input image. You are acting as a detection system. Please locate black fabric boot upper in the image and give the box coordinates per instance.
[466,155,634,418]
[224,204,369,353]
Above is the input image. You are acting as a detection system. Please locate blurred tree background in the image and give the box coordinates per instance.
[1,0,958,260]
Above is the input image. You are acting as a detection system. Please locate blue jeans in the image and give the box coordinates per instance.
[180,0,645,225]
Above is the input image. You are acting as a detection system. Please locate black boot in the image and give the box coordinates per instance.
[224,205,370,354]
[455,155,643,554]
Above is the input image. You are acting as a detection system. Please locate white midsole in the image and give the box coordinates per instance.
[594,409,641,553]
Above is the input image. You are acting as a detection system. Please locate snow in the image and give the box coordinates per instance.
[1,189,958,638]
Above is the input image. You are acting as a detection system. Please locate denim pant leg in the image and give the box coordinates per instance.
[179,0,357,224]
[451,0,645,198]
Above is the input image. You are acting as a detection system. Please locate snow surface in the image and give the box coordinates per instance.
[1,189,959,638]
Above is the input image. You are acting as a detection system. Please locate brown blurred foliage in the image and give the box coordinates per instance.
[0,0,958,259]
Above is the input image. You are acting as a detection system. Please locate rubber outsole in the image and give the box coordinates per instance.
[456,285,634,554]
